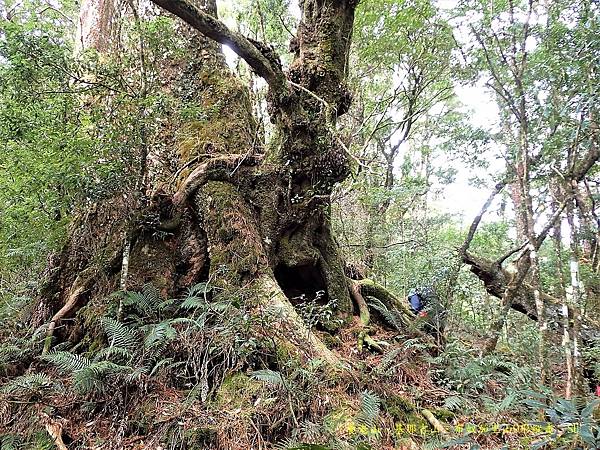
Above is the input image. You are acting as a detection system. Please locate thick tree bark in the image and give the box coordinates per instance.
[37,0,372,371]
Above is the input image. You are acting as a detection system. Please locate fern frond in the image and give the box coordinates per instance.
[0,345,25,365]
[122,284,162,318]
[423,433,445,450]
[149,358,174,377]
[375,348,402,375]
[274,437,300,450]
[101,317,140,351]
[42,351,91,373]
[179,295,206,310]
[93,346,134,363]
[0,434,19,450]
[158,297,179,312]
[208,300,232,313]
[442,395,464,411]
[357,390,381,427]
[496,391,518,413]
[368,298,404,331]
[143,321,176,350]
[402,338,428,351]
[251,369,285,387]
[125,365,150,383]
[169,316,206,329]
[1,373,54,396]
[73,361,129,395]
[186,282,211,297]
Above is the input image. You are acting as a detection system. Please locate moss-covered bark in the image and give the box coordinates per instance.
[38,0,366,366]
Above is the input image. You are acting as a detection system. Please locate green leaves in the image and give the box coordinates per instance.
[251,369,285,386]
[357,390,382,429]
[42,351,91,373]
[0,373,55,396]
[101,317,139,351]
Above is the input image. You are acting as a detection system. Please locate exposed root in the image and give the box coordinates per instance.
[43,268,97,354]
[352,278,443,351]
[349,280,388,353]
[421,408,448,436]
[357,330,387,352]
[195,180,344,371]
[257,274,344,369]
[42,237,126,354]
[349,279,369,325]
[354,278,414,326]
[40,412,68,450]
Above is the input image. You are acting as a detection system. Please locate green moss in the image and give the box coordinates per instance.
[275,340,297,364]
[87,336,105,354]
[153,275,170,292]
[321,333,342,349]
[405,412,429,431]
[323,402,356,434]
[432,407,455,421]
[213,373,261,411]
[176,70,255,164]
[384,395,415,421]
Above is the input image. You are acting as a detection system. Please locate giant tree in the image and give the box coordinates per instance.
[35,0,425,373]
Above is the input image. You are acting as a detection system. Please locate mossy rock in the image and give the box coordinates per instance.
[213,373,261,411]
[384,395,415,421]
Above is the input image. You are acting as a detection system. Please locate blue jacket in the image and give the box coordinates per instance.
[408,293,424,313]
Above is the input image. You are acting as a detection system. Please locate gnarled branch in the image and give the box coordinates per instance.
[173,154,262,206]
[149,0,286,91]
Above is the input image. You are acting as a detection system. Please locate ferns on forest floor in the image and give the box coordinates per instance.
[0,281,259,401]
[0,372,56,397]
[357,390,382,429]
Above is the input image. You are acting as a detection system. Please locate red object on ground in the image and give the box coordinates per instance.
[595,385,600,397]
[418,311,428,318]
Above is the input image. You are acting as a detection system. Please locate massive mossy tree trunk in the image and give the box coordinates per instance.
[38,0,388,366]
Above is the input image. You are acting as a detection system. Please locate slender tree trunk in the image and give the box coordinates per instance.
[551,190,573,398]
[567,195,588,396]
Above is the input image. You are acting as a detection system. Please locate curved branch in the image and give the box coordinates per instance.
[149,0,286,91]
[459,179,507,256]
[173,154,262,206]
[462,251,600,343]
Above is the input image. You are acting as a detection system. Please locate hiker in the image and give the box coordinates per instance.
[408,290,427,316]
[407,287,446,346]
